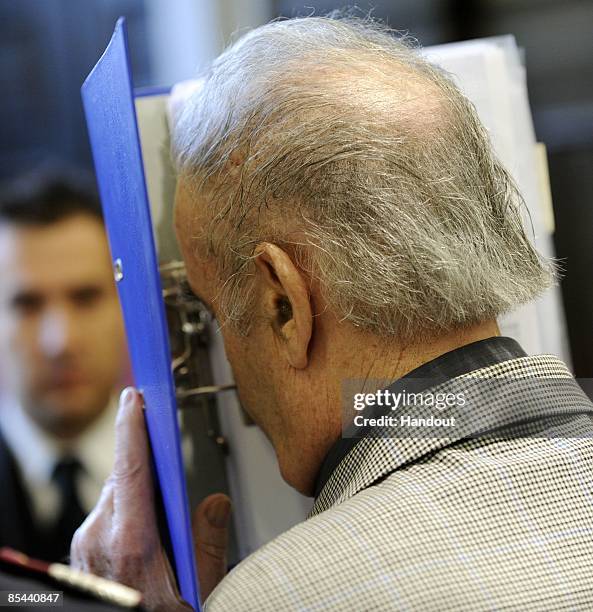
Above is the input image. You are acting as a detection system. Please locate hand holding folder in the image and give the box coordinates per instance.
[70,387,231,611]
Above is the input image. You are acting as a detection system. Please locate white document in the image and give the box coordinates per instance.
[424,37,570,364]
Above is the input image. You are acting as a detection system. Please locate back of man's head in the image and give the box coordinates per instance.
[173,15,555,343]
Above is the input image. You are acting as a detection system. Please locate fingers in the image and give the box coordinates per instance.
[113,387,148,478]
[111,387,154,517]
[71,386,152,576]
[67,386,189,611]
[193,493,232,602]
[70,483,115,574]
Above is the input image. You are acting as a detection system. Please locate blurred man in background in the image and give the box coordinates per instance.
[0,167,127,562]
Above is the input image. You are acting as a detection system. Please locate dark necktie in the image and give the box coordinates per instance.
[51,456,87,560]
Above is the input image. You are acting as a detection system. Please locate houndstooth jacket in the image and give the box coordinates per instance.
[205,353,593,611]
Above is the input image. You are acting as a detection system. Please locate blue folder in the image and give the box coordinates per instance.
[81,18,200,610]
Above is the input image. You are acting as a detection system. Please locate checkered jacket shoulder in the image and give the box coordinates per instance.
[205,354,593,611]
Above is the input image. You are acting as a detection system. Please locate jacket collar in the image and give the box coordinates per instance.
[313,336,527,498]
[309,353,593,517]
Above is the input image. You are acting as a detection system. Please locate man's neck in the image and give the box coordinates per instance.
[348,319,501,384]
[310,323,522,500]
[299,318,502,495]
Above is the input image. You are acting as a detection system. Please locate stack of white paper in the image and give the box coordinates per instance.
[424,36,570,364]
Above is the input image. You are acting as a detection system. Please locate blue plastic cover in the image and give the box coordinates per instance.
[81,17,200,610]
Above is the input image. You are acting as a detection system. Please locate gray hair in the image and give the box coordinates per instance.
[172,15,556,342]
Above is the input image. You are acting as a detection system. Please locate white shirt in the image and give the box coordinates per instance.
[0,397,117,526]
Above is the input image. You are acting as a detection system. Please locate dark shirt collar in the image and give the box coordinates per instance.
[313,336,527,499]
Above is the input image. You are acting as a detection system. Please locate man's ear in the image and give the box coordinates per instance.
[253,242,312,369]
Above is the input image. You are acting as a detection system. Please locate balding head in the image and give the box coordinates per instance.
[171,15,556,494]
[172,15,553,344]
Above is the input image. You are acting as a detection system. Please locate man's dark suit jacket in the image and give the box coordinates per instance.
[0,431,71,562]
[0,436,138,610]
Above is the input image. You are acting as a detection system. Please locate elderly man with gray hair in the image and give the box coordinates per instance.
[72,15,593,611]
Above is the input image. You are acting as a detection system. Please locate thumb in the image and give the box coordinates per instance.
[193,493,231,603]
